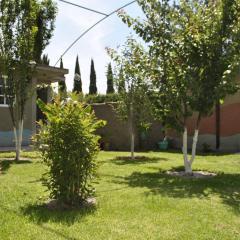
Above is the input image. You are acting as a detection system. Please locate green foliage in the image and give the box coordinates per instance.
[58,58,67,97]
[85,93,120,104]
[107,38,152,132]
[0,0,38,117]
[40,54,50,65]
[33,0,57,62]
[0,0,57,160]
[106,63,114,94]
[35,95,105,205]
[73,55,82,93]
[89,59,97,95]
[117,67,126,93]
[119,0,240,132]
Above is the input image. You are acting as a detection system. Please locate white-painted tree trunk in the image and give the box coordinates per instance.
[182,127,192,174]
[190,129,199,164]
[182,127,199,174]
[14,120,23,161]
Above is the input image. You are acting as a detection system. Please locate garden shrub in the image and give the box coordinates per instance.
[35,96,105,206]
[85,93,120,104]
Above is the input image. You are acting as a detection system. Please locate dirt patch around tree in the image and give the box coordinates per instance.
[45,197,97,211]
[166,170,217,179]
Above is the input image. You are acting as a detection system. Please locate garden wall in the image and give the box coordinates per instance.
[168,90,240,152]
[92,103,165,151]
[92,89,240,152]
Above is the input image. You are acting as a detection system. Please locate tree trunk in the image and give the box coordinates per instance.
[190,129,199,164]
[14,120,23,161]
[182,127,192,174]
[215,101,221,150]
[182,127,199,174]
[131,131,135,160]
[130,103,135,160]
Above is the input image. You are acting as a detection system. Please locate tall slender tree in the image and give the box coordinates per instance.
[118,67,125,93]
[89,59,97,94]
[108,38,152,160]
[58,58,67,96]
[106,63,114,94]
[34,0,57,63]
[0,0,56,161]
[73,55,82,93]
[40,54,50,65]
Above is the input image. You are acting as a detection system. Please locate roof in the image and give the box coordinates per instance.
[36,64,69,84]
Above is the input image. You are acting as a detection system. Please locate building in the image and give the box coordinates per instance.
[0,65,68,147]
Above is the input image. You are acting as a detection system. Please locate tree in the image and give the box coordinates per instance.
[106,63,114,94]
[119,0,240,173]
[117,67,125,93]
[0,0,56,161]
[58,58,67,97]
[40,54,50,65]
[108,38,152,159]
[0,0,55,161]
[33,0,57,63]
[73,55,82,93]
[89,59,97,94]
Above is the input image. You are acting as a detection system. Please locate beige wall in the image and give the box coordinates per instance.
[92,103,164,151]
[0,80,36,147]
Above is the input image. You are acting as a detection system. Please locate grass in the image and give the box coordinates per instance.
[0,150,240,240]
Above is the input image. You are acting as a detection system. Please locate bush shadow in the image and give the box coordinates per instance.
[113,169,240,214]
[21,202,96,225]
[0,159,32,174]
[0,204,82,239]
[111,156,168,165]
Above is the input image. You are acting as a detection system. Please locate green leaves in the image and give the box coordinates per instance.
[108,37,153,131]
[118,0,240,132]
[35,95,106,205]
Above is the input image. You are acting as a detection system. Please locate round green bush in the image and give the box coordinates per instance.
[36,96,105,206]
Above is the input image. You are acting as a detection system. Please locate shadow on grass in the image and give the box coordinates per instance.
[0,159,32,174]
[21,202,96,225]
[154,149,238,156]
[113,169,240,214]
[0,204,82,240]
[111,156,168,165]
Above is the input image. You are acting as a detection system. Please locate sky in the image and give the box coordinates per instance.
[45,0,143,93]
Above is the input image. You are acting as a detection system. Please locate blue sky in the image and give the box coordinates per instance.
[45,0,143,93]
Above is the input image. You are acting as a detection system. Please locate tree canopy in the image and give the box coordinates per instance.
[118,0,240,172]
[0,0,57,160]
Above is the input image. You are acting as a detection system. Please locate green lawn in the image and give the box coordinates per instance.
[0,151,240,240]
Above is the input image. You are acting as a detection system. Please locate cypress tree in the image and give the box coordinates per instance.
[73,55,82,93]
[106,63,114,94]
[118,67,125,93]
[59,58,67,94]
[40,54,50,65]
[89,59,97,94]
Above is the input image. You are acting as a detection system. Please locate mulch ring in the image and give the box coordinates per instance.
[166,170,217,179]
